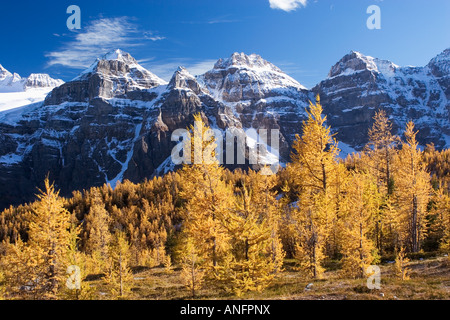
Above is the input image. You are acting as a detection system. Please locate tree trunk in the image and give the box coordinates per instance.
[322,162,327,192]
[386,148,392,195]
[119,253,123,297]
[191,256,196,298]
[412,195,419,252]
[359,221,364,278]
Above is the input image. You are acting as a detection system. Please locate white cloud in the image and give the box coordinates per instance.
[142,59,217,81]
[208,19,237,24]
[143,31,166,41]
[185,60,218,76]
[46,17,164,69]
[180,15,239,25]
[269,0,308,12]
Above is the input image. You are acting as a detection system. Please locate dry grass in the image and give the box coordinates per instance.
[83,256,450,300]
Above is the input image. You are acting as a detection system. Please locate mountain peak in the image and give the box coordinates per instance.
[0,66,63,97]
[169,66,195,83]
[101,49,138,65]
[0,64,11,76]
[329,51,398,78]
[25,73,64,90]
[49,50,166,104]
[74,49,138,80]
[214,52,283,73]
[201,52,306,102]
[103,49,126,59]
[168,66,204,94]
[427,48,450,77]
[73,49,166,87]
[175,66,190,74]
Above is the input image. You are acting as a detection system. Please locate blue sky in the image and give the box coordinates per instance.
[1,0,449,88]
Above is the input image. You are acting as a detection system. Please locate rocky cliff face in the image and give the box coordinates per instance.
[45,49,165,105]
[314,51,450,149]
[0,49,449,209]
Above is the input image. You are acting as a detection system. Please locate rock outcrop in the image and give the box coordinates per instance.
[314,50,450,149]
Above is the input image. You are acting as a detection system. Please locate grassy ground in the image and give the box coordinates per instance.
[85,256,450,300]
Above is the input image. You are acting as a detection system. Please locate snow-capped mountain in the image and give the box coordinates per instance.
[0,49,448,209]
[0,64,24,93]
[0,64,63,93]
[314,50,450,149]
[200,52,306,102]
[24,73,65,89]
[428,48,450,77]
[44,49,166,107]
[0,65,64,113]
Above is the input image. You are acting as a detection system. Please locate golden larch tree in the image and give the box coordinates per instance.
[0,237,43,299]
[340,173,380,278]
[288,95,339,279]
[104,231,133,299]
[365,110,400,195]
[84,189,111,272]
[179,236,206,298]
[219,171,285,296]
[435,188,450,253]
[394,121,431,252]
[363,110,400,254]
[27,178,72,298]
[394,246,411,281]
[180,113,233,280]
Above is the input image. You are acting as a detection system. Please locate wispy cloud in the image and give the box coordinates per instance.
[143,31,166,41]
[269,0,308,12]
[46,17,165,69]
[142,59,217,81]
[136,57,156,65]
[180,15,239,25]
[207,19,239,24]
[272,60,322,88]
[185,60,218,76]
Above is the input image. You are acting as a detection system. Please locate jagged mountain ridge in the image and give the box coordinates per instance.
[314,50,450,149]
[0,64,64,93]
[0,48,448,209]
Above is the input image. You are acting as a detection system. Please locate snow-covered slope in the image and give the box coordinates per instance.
[0,88,54,112]
[73,49,166,88]
[199,52,306,103]
[0,64,64,93]
[428,48,450,77]
[315,50,450,149]
[0,64,24,93]
[328,50,399,79]
[197,52,310,147]
[0,64,64,111]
